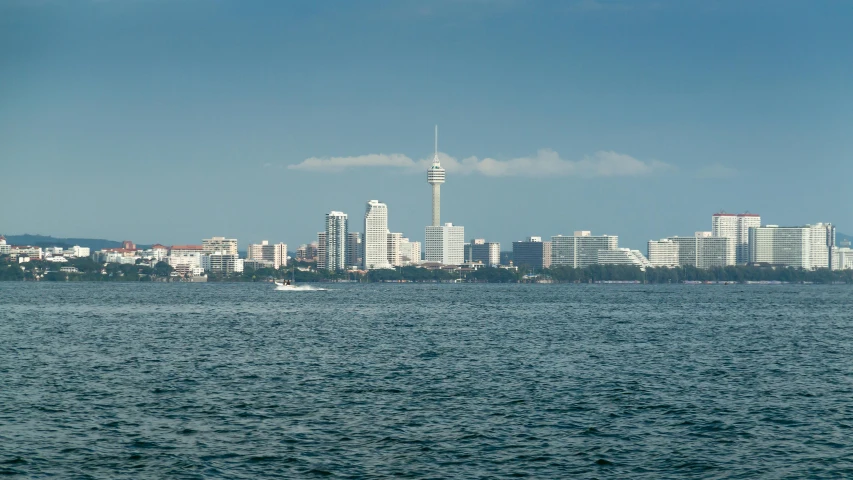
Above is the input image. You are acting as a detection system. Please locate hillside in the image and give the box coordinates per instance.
[3,234,151,251]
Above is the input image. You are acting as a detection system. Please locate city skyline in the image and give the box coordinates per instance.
[2,1,851,248]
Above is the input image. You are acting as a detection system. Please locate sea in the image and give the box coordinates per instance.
[1,283,852,478]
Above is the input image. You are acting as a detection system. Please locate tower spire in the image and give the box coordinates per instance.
[433,125,439,164]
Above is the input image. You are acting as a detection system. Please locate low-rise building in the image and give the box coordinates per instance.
[597,248,652,270]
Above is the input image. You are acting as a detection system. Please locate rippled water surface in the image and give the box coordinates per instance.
[2,283,853,478]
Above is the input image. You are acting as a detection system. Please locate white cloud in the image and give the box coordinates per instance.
[288,153,416,173]
[288,149,672,178]
[695,163,738,179]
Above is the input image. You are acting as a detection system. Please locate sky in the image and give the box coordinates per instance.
[1,0,852,250]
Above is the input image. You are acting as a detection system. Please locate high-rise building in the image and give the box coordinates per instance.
[655,233,734,268]
[425,223,465,265]
[696,234,735,269]
[202,237,238,255]
[363,200,390,269]
[201,252,243,274]
[712,213,760,264]
[346,232,362,268]
[427,125,445,227]
[465,239,501,267]
[400,238,422,265]
[749,223,833,270]
[550,231,618,268]
[597,248,652,269]
[0,236,10,255]
[512,237,552,269]
[647,239,679,267]
[387,232,403,267]
[247,240,287,269]
[317,232,327,270]
[322,211,348,271]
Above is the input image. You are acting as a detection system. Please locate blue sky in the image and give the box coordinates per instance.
[1,0,851,250]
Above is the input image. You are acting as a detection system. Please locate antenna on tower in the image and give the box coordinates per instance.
[434,125,438,156]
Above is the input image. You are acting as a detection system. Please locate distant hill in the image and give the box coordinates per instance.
[839,232,852,247]
[3,234,152,251]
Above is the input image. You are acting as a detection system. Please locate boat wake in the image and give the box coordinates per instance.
[275,284,328,292]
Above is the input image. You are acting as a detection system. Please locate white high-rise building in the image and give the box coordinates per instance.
[202,237,238,255]
[400,238,421,265]
[712,213,760,264]
[597,248,652,270]
[647,239,679,267]
[551,231,618,268]
[696,234,735,269]
[425,223,464,265]
[427,125,445,227]
[323,211,348,271]
[749,223,833,270]
[651,233,734,268]
[201,253,243,274]
[247,240,287,269]
[387,232,403,267]
[363,200,390,269]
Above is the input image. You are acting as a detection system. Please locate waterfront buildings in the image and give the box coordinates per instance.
[749,223,834,270]
[247,240,287,269]
[202,237,238,255]
[296,242,319,262]
[550,232,618,269]
[647,239,679,267]
[597,248,652,269]
[712,213,760,264]
[425,223,465,265]
[399,238,422,265]
[833,247,853,270]
[317,232,327,270]
[652,233,735,268]
[387,232,402,267]
[346,232,362,268]
[201,252,243,274]
[363,200,390,269]
[465,239,501,267]
[321,211,348,271]
[512,237,552,269]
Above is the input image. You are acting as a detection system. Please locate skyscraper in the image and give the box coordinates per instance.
[323,211,348,271]
[363,200,390,269]
[346,232,362,269]
[711,212,760,264]
[427,125,445,227]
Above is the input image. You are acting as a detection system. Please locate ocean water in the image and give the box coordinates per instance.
[1,283,852,478]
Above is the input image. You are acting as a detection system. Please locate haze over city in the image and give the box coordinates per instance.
[2,0,851,250]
